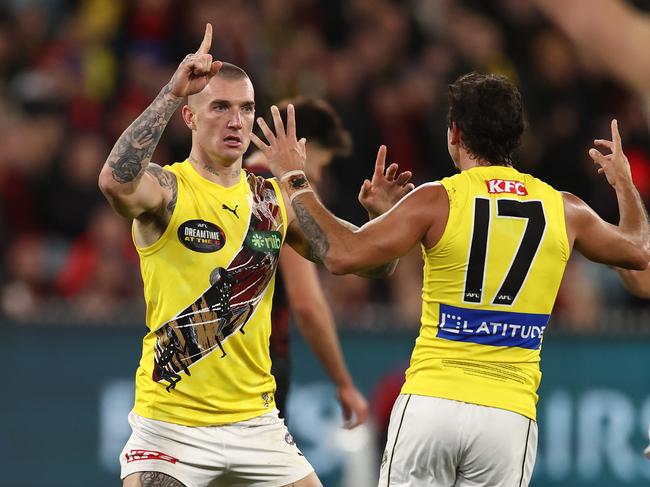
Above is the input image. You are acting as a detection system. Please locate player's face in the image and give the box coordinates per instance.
[193,76,255,165]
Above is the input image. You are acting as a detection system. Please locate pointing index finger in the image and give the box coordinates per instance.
[611,119,622,153]
[374,145,387,178]
[196,23,213,54]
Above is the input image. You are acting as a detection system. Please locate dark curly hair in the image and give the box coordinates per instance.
[447,73,524,166]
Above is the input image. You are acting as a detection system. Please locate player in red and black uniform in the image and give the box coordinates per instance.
[247,98,413,425]
[246,98,363,425]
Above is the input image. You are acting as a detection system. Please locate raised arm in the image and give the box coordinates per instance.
[98,24,221,219]
[564,119,650,269]
[252,105,442,276]
[279,247,369,428]
[533,0,650,98]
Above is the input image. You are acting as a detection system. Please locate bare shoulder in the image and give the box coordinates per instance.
[560,190,605,249]
[400,182,449,218]
[561,190,585,208]
[560,190,593,224]
[414,183,449,248]
[401,182,447,205]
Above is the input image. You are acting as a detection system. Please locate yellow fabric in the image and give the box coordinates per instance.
[402,165,569,420]
[133,160,287,426]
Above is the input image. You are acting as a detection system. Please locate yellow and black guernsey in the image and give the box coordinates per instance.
[133,160,287,426]
[402,165,570,420]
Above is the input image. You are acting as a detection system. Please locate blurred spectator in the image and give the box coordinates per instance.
[55,205,140,322]
[1,234,51,322]
[35,132,107,239]
[1,0,649,328]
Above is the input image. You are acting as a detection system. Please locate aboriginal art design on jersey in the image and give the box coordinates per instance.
[152,174,284,390]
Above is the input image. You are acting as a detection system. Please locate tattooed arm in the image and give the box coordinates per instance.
[99,23,221,220]
[98,87,181,219]
[283,182,444,276]
[285,210,400,278]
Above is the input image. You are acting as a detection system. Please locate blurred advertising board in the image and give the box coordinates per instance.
[3,327,649,487]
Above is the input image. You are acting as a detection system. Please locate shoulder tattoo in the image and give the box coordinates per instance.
[146,165,178,214]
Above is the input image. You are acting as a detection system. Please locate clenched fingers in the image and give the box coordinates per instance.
[385,163,398,181]
[186,54,214,76]
[594,138,614,151]
[589,147,610,167]
[395,171,413,186]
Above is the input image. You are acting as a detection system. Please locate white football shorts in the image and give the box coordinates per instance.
[120,409,314,487]
[379,394,537,487]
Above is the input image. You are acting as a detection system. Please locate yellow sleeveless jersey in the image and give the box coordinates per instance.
[133,160,287,426]
[402,165,569,420]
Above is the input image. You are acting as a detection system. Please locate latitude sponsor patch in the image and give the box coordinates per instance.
[178,219,226,253]
[437,304,549,349]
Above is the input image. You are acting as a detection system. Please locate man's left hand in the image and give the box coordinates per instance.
[251,104,306,179]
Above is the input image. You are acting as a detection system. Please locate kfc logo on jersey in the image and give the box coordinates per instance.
[486,179,528,196]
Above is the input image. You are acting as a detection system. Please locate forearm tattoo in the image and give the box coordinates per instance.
[107,84,181,184]
[292,200,330,264]
[139,471,186,487]
[292,191,399,277]
[146,164,178,214]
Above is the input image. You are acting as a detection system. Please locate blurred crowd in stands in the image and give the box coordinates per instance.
[1,0,649,328]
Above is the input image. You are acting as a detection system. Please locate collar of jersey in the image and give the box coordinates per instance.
[182,159,247,194]
[464,164,518,174]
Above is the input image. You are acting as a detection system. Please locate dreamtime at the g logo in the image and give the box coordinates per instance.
[437,303,549,349]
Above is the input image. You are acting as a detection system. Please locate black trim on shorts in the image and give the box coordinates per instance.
[386,394,412,487]
[518,419,532,487]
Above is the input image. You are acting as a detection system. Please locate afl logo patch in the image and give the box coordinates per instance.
[178,220,226,253]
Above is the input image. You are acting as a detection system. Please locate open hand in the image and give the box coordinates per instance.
[168,23,222,98]
[359,145,415,218]
[589,119,633,189]
[250,104,307,179]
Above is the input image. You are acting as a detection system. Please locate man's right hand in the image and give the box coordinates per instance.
[168,23,222,99]
[589,119,634,190]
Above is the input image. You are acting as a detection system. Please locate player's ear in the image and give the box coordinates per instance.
[182,105,197,131]
[449,121,461,146]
